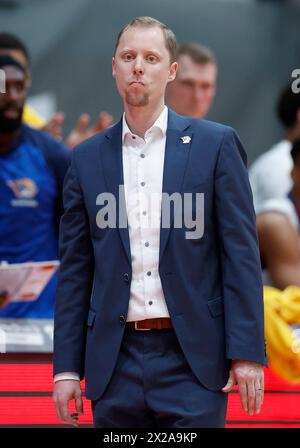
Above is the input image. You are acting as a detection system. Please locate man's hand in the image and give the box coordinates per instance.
[53,380,83,427]
[41,111,113,148]
[222,360,264,415]
[41,112,65,140]
[65,111,113,148]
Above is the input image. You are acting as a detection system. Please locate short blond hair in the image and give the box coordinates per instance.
[114,16,177,63]
[177,42,217,66]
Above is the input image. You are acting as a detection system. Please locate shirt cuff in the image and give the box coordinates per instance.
[54,372,80,382]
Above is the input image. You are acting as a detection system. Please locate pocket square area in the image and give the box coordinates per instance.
[180,136,191,144]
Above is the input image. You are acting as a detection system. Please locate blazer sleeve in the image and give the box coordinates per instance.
[53,150,95,379]
[214,127,267,366]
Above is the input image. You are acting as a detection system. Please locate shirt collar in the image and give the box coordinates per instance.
[122,106,168,144]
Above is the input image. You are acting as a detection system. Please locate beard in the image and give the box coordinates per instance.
[0,106,23,133]
[125,88,149,107]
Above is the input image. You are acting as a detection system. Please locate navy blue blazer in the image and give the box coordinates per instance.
[53,109,266,401]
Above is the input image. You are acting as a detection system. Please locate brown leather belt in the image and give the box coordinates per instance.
[126,317,173,331]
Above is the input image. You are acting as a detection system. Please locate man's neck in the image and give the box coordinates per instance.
[124,102,165,138]
[0,128,21,155]
[285,126,300,143]
[290,188,300,223]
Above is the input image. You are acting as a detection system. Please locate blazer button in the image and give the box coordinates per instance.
[119,315,126,325]
[123,273,130,283]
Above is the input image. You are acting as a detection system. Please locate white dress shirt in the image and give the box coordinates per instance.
[54,106,170,382]
[122,106,170,321]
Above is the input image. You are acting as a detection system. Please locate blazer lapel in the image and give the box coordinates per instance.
[100,119,131,264]
[159,110,193,262]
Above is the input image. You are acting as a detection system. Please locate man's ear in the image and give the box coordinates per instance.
[25,70,32,90]
[168,61,178,83]
[112,57,116,78]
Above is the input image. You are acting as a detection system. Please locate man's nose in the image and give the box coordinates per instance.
[193,86,205,102]
[5,85,21,101]
[133,56,144,76]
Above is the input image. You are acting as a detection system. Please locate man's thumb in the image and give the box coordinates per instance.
[222,370,236,392]
[75,392,83,415]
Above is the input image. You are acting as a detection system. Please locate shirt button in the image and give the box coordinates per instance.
[119,315,126,325]
[140,153,145,158]
[148,301,153,306]
[123,273,130,283]
[142,211,147,216]
[140,182,146,187]
[147,271,151,276]
[145,242,149,247]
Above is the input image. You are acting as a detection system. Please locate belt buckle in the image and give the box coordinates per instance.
[135,321,151,331]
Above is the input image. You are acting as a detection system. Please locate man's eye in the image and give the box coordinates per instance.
[124,54,133,61]
[147,55,157,63]
[15,82,26,92]
[181,80,194,88]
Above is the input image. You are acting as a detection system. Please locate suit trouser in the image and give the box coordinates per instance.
[92,326,228,428]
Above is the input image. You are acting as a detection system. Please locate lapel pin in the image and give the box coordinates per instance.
[180,136,191,144]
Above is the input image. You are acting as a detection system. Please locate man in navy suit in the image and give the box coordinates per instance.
[53,16,266,428]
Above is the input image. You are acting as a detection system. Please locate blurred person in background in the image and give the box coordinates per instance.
[165,42,217,119]
[0,32,52,129]
[257,138,300,289]
[0,55,70,318]
[0,32,114,148]
[249,83,300,211]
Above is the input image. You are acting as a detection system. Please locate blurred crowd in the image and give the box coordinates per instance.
[0,31,300,321]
